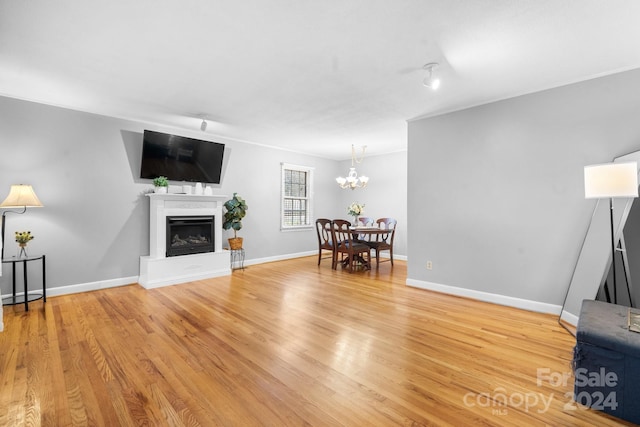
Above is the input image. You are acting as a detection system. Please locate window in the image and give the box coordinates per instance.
[281,163,314,229]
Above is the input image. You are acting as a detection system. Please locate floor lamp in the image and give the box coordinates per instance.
[584,162,639,305]
[0,184,43,260]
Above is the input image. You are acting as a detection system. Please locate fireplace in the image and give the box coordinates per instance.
[139,193,231,289]
[166,215,214,257]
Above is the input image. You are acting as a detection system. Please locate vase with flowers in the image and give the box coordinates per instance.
[347,202,365,226]
[15,231,34,257]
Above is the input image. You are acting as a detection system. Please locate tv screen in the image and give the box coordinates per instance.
[140,130,225,184]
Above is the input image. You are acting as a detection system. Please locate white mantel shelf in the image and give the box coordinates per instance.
[139,192,231,289]
[146,193,229,201]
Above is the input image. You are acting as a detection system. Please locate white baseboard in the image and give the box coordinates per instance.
[405,278,563,315]
[46,276,140,297]
[244,250,316,266]
[559,309,579,327]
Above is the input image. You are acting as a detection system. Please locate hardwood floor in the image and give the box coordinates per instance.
[0,257,633,426]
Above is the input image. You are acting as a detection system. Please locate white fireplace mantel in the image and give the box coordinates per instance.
[139,193,231,289]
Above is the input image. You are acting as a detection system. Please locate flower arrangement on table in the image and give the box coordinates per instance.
[347,202,365,224]
[15,231,34,257]
[15,231,34,245]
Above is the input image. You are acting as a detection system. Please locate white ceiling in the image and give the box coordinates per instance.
[2,1,640,160]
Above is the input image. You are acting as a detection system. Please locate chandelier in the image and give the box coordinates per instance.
[336,145,369,190]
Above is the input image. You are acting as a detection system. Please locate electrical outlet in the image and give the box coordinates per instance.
[426,261,433,270]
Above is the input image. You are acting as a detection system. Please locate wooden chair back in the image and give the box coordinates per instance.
[366,218,397,268]
[315,218,334,266]
[357,216,374,227]
[332,219,371,272]
[374,218,397,246]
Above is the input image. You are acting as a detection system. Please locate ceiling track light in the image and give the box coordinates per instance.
[200,119,208,131]
[423,62,440,90]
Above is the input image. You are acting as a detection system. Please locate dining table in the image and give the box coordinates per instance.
[340,226,392,269]
[350,226,391,241]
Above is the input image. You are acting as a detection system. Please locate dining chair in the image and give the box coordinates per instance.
[357,216,374,227]
[353,216,374,242]
[315,218,335,266]
[332,219,371,272]
[365,218,397,268]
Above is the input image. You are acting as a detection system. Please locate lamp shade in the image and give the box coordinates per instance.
[0,184,43,208]
[584,162,639,199]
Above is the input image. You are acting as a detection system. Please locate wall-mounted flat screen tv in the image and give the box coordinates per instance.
[140,130,225,184]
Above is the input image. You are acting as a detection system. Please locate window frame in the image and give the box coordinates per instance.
[280,162,314,231]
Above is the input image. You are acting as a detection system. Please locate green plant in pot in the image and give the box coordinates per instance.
[153,176,169,193]
[223,193,248,249]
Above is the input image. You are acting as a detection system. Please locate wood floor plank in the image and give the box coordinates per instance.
[0,257,635,426]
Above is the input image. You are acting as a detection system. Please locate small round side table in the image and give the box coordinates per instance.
[1,254,46,311]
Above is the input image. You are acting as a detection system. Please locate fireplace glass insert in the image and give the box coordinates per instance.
[166,215,215,257]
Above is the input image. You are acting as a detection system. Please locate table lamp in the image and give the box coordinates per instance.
[0,184,43,259]
[584,162,639,304]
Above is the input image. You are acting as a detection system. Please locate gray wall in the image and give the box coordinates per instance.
[0,96,355,293]
[407,68,640,307]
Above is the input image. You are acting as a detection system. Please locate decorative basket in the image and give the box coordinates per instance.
[228,237,243,250]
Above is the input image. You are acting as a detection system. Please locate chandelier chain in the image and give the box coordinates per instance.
[352,145,366,165]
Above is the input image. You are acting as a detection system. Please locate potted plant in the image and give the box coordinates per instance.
[153,176,169,193]
[223,193,248,249]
